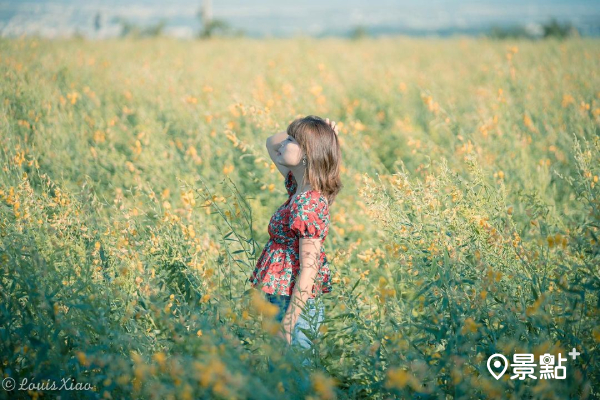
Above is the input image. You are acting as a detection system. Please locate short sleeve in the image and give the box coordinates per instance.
[285,170,297,197]
[289,193,330,239]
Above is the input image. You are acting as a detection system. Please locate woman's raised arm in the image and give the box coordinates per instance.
[266,131,290,178]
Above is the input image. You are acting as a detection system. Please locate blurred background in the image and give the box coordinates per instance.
[1,0,599,40]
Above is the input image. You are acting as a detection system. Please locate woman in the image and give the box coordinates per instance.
[248,115,343,361]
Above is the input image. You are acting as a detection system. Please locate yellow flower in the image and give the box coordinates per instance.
[523,113,537,132]
[223,164,234,175]
[76,351,89,366]
[93,130,106,143]
[593,326,600,343]
[311,371,337,400]
[377,276,396,303]
[461,317,481,334]
[153,352,166,368]
[251,290,279,319]
[310,85,323,96]
[181,190,196,207]
[67,91,79,105]
[562,94,575,107]
[385,368,410,389]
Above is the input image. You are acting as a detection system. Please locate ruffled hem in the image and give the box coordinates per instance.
[249,280,331,299]
[249,241,333,298]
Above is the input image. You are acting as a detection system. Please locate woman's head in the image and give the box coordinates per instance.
[285,115,343,206]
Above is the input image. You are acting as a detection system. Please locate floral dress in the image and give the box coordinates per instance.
[249,170,333,298]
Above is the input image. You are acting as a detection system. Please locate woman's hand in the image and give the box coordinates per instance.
[325,118,339,136]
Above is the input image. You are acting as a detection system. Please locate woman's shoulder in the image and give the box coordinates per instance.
[310,190,329,207]
[291,190,329,212]
[289,190,330,238]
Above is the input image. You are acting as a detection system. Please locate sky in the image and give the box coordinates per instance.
[1,0,599,38]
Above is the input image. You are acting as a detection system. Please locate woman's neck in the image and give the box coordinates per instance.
[295,184,313,195]
[290,167,311,195]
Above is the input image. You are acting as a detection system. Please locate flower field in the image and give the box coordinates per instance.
[1,36,599,399]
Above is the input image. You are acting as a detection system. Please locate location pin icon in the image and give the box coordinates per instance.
[487,354,508,380]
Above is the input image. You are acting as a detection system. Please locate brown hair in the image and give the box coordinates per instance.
[287,115,343,206]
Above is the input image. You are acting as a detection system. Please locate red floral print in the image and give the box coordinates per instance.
[249,170,333,298]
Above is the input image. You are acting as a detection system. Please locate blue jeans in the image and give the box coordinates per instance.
[266,293,325,367]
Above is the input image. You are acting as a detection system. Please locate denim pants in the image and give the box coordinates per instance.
[266,293,325,367]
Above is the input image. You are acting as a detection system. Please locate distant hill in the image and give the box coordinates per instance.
[1,0,599,38]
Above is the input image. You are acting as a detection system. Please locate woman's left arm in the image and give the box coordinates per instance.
[280,238,321,344]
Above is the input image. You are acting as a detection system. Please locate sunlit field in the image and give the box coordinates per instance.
[1,35,599,399]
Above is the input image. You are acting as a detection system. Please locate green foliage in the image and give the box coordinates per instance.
[0,36,598,399]
[115,17,167,38]
[543,19,578,39]
[488,19,578,40]
[350,26,369,41]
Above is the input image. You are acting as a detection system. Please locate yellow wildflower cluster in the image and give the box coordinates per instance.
[562,94,575,108]
[223,164,235,175]
[82,85,96,100]
[484,267,503,286]
[130,351,158,391]
[421,93,440,114]
[185,145,202,165]
[66,91,79,104]
[493,170,506,183]
[523,113,537,133]
[506,45,518,61]
[385,367,419,390]
[180,190,196,207]
[593,326,600,343]
[180,223,196,239]
[497,88,506,103]
[311,371,338,400]
[185,95,198,104]
[456,140,476,158]
[356,247,385,264]
[526,294,548,318]
[377,276,396,304]
[76,351,90,367]
[250,290,279,320]
[344,98,360,115]
[93,130,106,143]
[193,358,235,398]
[461,317,481,334]
[17,119,30,129]
[310,84,326,105]
[479,115,499,138]
[547,233,568,249]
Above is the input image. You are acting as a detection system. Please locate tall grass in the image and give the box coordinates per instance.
[1,36,598,399]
